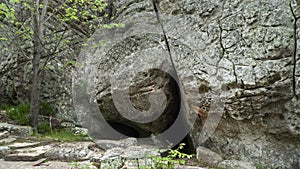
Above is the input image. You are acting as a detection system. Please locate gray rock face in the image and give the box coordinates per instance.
[77,0,299,168]
[196,146,223,164]
[95,137,138,150]
[0,0,299,168]
[0,123,33,137]
[0,36,76,122]
[218,160,256,169]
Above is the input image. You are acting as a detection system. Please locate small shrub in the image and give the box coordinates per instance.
[38,121,52,134]
[5,102,55,126]
[40,102,55,117]
[140,143,194,169]
[6,103,30,125]
[43,129,90,142]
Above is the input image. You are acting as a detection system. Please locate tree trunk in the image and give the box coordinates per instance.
[29,0,48,132]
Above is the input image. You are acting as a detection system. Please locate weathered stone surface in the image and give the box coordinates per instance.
[5,151,45,162]
[71,127,89,136]
[0,123,33,137]
[8,142,42,149]
[196,146,223,164]
[95,137,138,150]
[0,159,72,169]
[4,146,50,161]
[218,160,256,169]
[101,146,160,160]
[0,0,299,168]
[98,146,160,169]
[0,146,10,158]
[45,142,103,161]
[0,137,17,144]
[74,0,300,168]
[174,165,207,169]
[0,31,76,122]
[0,131,9,139]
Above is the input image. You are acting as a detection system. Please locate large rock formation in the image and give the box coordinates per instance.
[0,0,299,168]
[73,0,299,168]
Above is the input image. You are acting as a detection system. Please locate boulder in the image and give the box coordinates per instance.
[71,127,89,136]
[72,0,299,168]
[0,0,299,168]
[218,160,256,169]
[196,146,223,164]
[0,123,33,137]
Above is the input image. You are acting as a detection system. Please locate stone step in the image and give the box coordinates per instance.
[4,145,50,162]
[8,142,42,149]
[4,151,46,161]
[0,136,17,144]
[0,131,9,139]
[0,146,10,158]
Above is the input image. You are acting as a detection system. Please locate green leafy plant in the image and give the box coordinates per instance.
[256,163,275,169]
[42,129,90,142]
[140,143,194,169]
[38,121,52,134]
[5,102,55,126]
[68,162,93,169]
[6,103,30,125]
[39,102,55,117]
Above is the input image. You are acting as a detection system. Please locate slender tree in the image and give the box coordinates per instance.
[29,0,48,131]
[0,0,113,132]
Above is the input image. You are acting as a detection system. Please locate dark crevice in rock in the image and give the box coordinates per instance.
[107,121,146,138]
[290,2,299,98]
[177,135,196,154]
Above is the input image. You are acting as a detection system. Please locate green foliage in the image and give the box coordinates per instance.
[38,121,52,134]
[68,162,94,169]
[256,163,275,169]
[42,129,90,142]
[40,102,55,117]
[5,102,55,126]
[6,103,30,125]
[140,143,194,169]
[55,0,108,31]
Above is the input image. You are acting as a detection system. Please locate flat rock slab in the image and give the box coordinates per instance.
[8,142,41,149]
[0,159,72,169]
[4,151,46,161]
[218,160,256,169]
[0,137,17,144]
[0,131,9,139]
[95,137,138,150]
[4,146,50,161]
[45,142,102,161]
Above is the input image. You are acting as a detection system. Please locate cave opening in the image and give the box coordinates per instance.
[174,135,196,154]
[103,68,195,154]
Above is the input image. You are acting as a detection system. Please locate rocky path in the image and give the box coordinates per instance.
[0,159,72,169]
[0,122,256,169]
